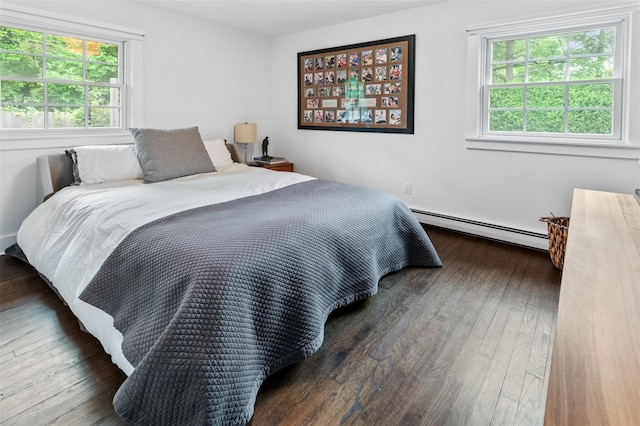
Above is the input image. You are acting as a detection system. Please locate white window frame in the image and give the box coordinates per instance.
[465,5,640,159]
[0,3,145,149]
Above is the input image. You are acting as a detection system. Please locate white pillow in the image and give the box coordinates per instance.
[74,144,144,185]
[203,138,234,169]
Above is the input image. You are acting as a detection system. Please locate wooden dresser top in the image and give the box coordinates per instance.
[544,189,640,425]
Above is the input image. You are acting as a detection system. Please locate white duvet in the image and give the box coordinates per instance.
[17,164,314,375]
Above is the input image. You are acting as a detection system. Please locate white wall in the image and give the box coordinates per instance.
[0,1,273,249]
[271,1,640,248]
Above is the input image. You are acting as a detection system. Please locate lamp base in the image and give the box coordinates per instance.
[241,143,254,164]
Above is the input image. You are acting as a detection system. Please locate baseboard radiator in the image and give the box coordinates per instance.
[411,209,549,251]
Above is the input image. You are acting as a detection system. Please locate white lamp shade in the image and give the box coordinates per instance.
[234,123,257,143]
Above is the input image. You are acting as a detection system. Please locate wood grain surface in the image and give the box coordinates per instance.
[544,189,640,425]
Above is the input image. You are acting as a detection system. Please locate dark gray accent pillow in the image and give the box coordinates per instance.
[130,127,216,183]
[64,149,82,185]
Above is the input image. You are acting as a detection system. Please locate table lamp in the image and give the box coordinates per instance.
[234,122,257,164]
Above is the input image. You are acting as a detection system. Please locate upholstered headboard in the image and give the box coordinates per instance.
[36,154,75,204]
[36,142,244,205]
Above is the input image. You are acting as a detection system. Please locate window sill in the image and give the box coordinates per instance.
[0,129,134,151]
[465,136,639,160]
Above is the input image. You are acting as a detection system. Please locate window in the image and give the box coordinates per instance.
[465,6,639,159]
[1,26,124,129]
[485,25,620,138]
[0,4,144,141]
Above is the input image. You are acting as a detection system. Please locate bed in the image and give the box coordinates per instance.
[7,128,442,425]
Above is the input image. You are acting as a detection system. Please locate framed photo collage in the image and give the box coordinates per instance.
[297,35,415,134]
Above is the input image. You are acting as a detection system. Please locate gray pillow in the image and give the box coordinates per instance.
[130,126,215,183]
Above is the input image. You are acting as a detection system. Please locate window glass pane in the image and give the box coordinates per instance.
[48,83,84,105]
[89,107,120,127]
[489,110,523,132]
[1,80,44,103]
[86,40,118,63]
[526,110,564,133]
[48,106,85,127]
[529,34,568,59]
[528,59,566,82]
[491,62,525,84]
[0,27,42,54]
[569,28,615,55]
[86,63,118,83]
[0,25,125,131]
[568,83,613,108]
[89,86,120,106]
[46,34,83,59]
[569,56,613,80]
[492,39,526,62]
[568,110,612,134]
[1,105,45,128]
[0,52,43,78]
[46,58,83,81]
[482,22,621,140]
[489,87,523,108]
[527,85,564,108]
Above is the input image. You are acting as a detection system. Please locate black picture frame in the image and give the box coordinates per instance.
[298,34,415,134]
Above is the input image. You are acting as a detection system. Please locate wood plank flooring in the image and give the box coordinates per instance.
[0,226,560,425]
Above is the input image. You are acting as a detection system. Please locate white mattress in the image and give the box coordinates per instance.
[17,164,314,375]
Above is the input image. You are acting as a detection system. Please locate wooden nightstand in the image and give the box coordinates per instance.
[251,162,294,172]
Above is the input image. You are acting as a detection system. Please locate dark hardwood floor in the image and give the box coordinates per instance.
[0,226,561,425]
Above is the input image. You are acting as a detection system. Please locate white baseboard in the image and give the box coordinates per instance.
[412,209,549,251]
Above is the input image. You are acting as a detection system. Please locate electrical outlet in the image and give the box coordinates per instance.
[403,182,412,194]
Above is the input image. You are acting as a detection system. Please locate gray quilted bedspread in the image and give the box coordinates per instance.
[80,179,442,425]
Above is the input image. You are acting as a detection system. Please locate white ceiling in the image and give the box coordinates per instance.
[136,0,446,36]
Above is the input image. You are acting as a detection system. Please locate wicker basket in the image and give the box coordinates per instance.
[539,216,570,270]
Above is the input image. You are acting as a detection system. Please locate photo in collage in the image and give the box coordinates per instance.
[298,35,414,133]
